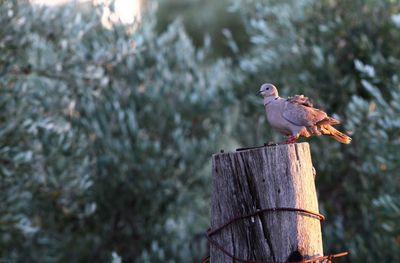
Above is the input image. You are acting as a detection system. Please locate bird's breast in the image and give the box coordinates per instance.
[265,102,295,135]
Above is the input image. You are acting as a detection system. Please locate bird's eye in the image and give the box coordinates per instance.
[266,87,270,90]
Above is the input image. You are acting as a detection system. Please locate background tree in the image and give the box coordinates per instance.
[0,0,234,261]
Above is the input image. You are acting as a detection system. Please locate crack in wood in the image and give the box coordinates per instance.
[230,227,235,262]
[240,150,278,261]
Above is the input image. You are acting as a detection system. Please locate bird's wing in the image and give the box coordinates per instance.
[282,99,327,126]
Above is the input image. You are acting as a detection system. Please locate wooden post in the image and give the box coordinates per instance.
[210,142,323,262]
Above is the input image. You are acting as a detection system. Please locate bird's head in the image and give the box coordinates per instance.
[258,83,278,97]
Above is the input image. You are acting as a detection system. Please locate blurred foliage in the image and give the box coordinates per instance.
[156,0,249,58]
[231,0,400,261]
[1,0,400,262]
[0,0,234,262]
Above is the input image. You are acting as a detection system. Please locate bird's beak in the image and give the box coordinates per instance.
[257,91,262,96]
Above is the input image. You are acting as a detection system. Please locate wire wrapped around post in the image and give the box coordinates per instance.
[203,206,348,263]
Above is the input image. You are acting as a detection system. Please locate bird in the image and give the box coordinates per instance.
[258,83,352,144]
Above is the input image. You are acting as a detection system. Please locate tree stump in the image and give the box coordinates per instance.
[210,142,323,262]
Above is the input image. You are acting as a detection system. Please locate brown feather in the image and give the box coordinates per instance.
[319,125,352,144]
[317,116,341,126]
[287,94,313,107]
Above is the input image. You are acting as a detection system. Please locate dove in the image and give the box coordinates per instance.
[258,83,352,144]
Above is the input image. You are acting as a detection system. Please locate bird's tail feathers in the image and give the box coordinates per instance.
[320,125,352,144]
[318,117,341,126]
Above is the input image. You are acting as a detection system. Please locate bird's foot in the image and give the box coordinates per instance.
[283,135,298,144]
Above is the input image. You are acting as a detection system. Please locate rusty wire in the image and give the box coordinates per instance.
[203,207,348,263]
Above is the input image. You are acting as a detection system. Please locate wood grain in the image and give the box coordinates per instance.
[210,142,322,262]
